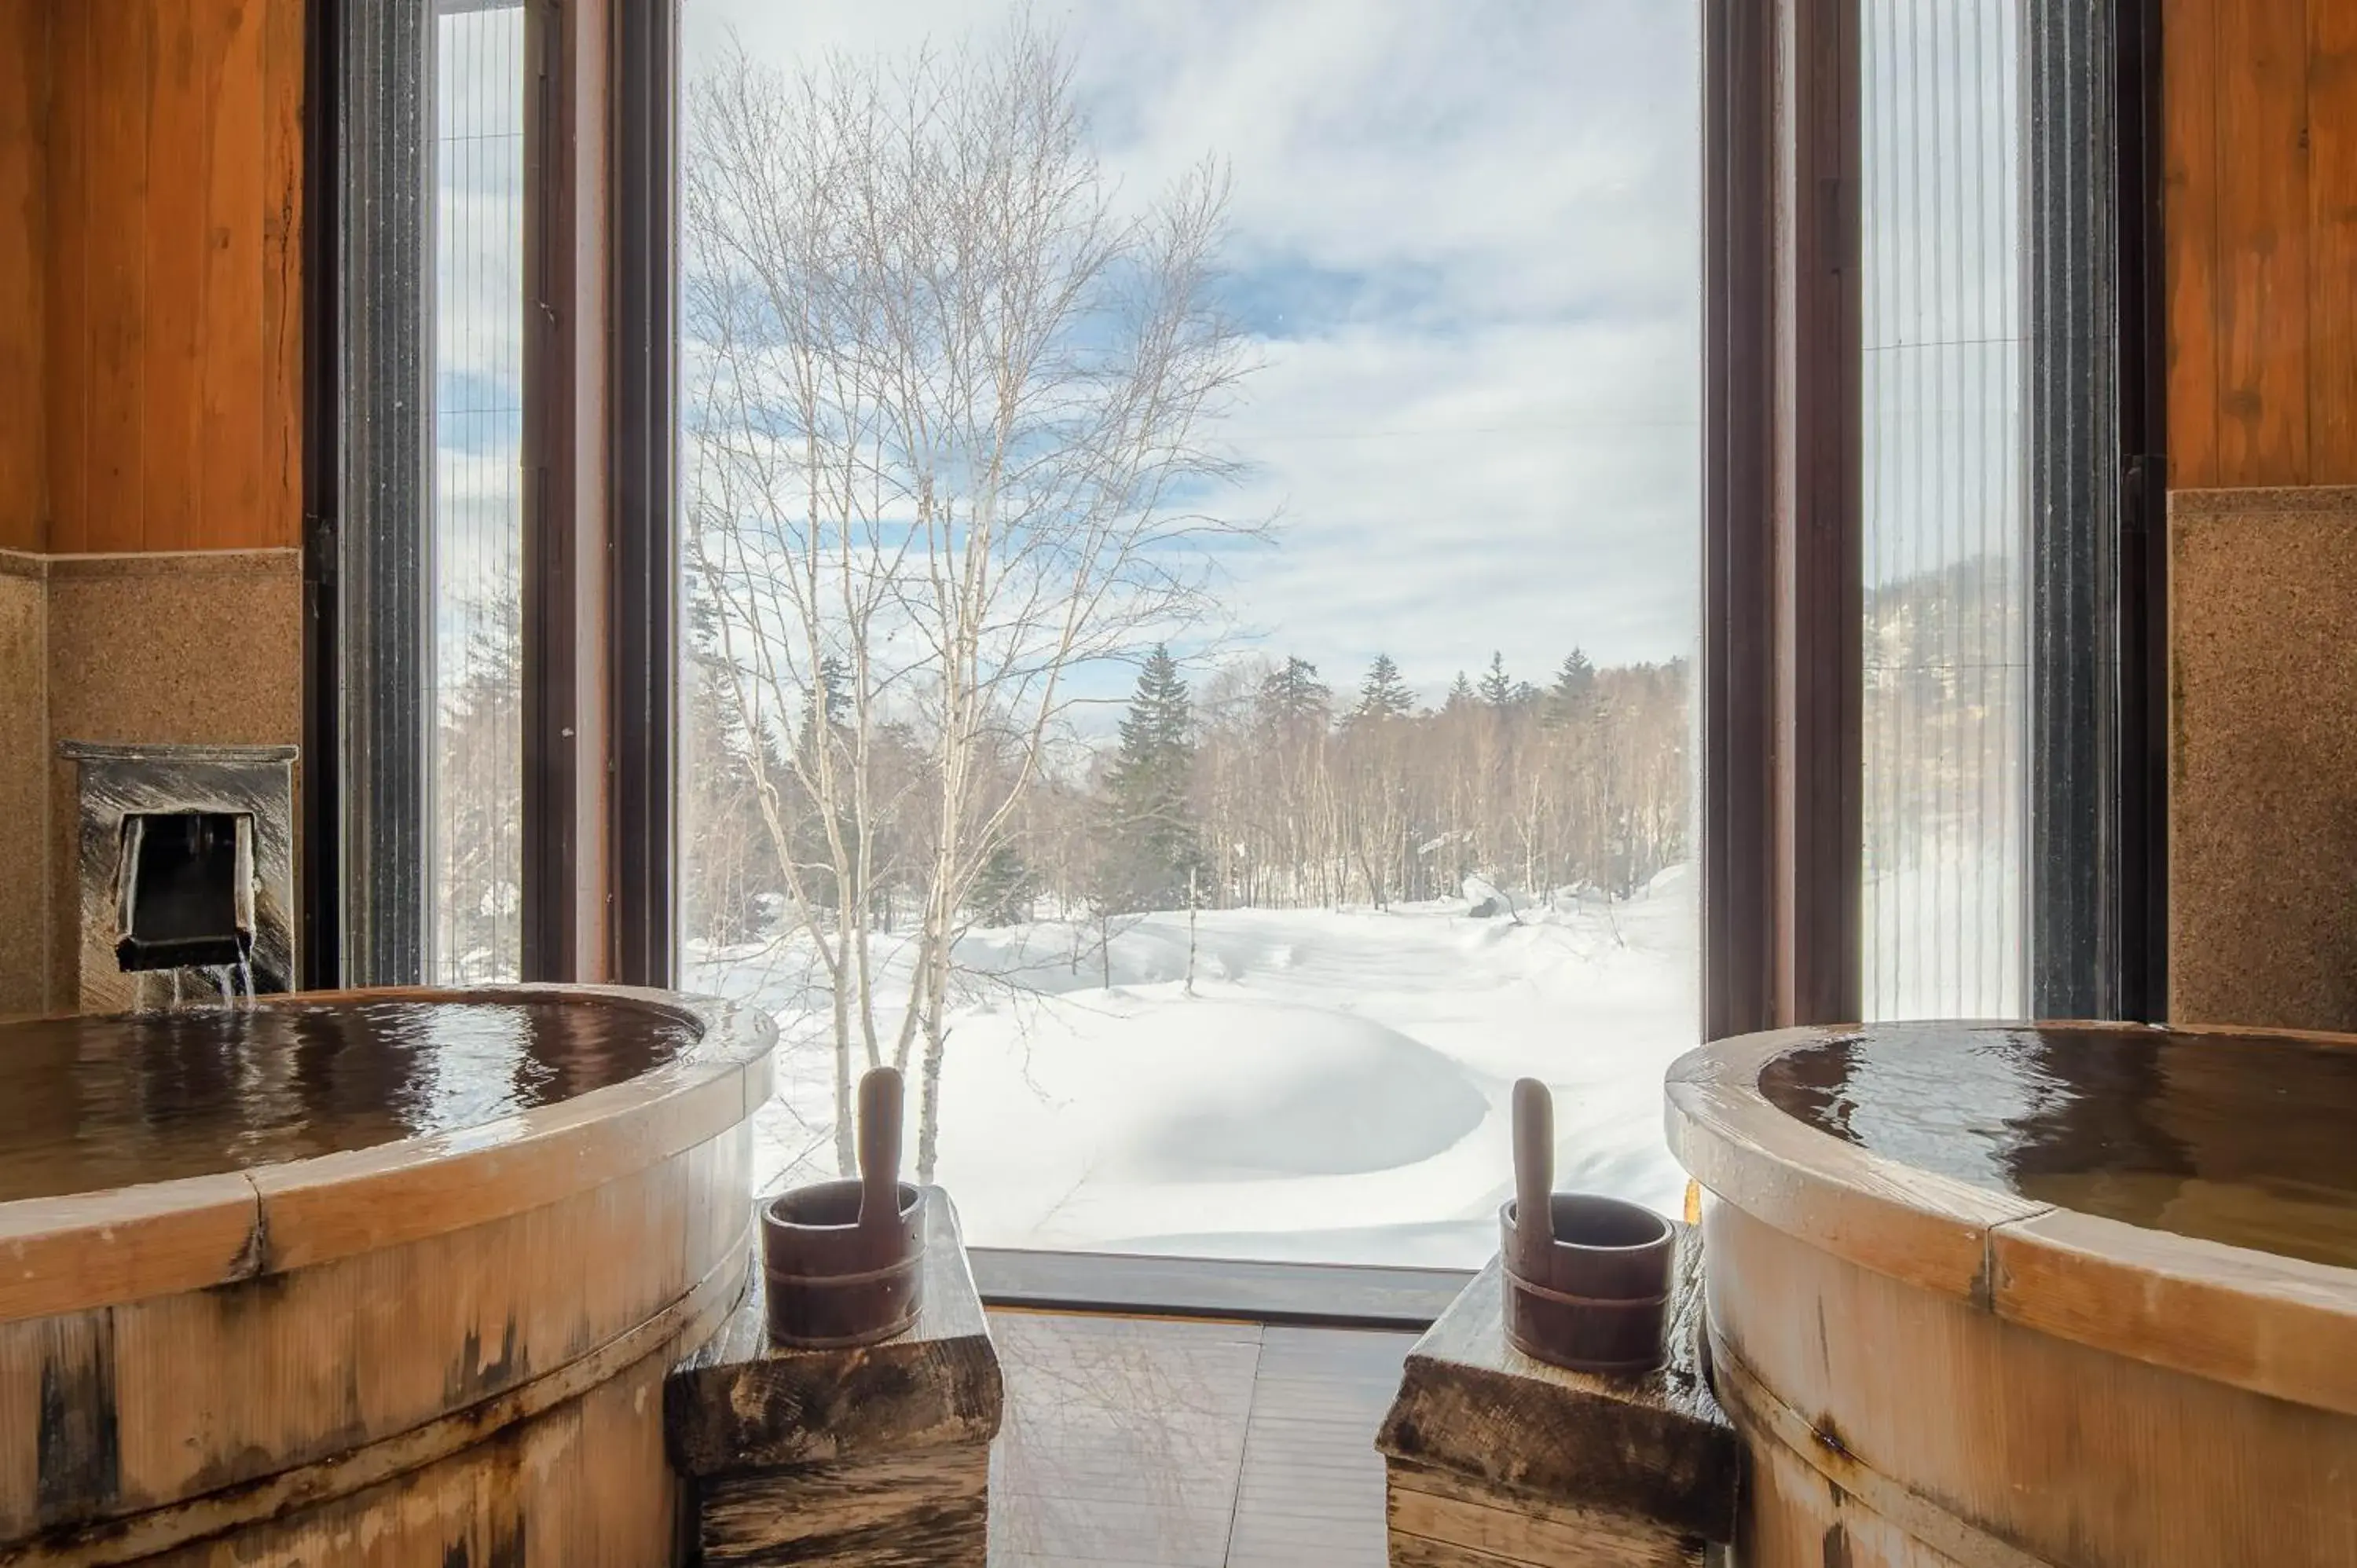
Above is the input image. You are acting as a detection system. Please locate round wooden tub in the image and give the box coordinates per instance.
[0,985,774,1567]
[1669,1021,2357,1568]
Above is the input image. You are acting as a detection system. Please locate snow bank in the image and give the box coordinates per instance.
[691,863,1699,1268]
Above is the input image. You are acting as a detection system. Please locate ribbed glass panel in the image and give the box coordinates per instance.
[1860,0,2027,1020]
[428,3,526,984]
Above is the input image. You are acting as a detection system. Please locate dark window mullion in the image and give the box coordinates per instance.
[333,0,434,987]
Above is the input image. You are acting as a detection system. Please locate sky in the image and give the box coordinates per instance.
[681,0,1703,706]
[431,5,526,673]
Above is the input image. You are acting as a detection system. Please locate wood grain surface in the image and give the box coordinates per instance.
[2166,0,2357,488]
[1708,1187,2357,1567]
[1666,1028,2044,1305]
[0,0,42,552]
[1225,1326,1406,1568]
[0,0,303,554]
[667,1189,1003,1478]
[0,987,773,1564]
[1376,1234,1735,1556]
[1386,1460,1707,1568]
[1666,1024,2357,1408]
[981,1310,1411,1568]
[700,1448,990,1568]
[671,1192,1003,1566]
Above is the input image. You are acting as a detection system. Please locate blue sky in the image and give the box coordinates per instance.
[684,0,1702,705]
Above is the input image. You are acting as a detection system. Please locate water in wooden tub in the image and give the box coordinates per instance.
[0,994,764,1566]
[0,998,701,1200]
[1758,1022,2357,1269]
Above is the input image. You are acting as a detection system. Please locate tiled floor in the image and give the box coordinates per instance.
[985,1310,1413,1567]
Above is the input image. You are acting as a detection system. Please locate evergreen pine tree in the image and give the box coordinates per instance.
[1256,655,1331,733]
[965,837,1034,927]
[437,589,525,980]
[680,592,779,947]
[784,654,858,912]
[797,656,852,757]
[1351,654,1415,724]
[1479,652,1516,707]
[1443,672,1478,714]
[1549,647,1597,724]
[1098,645,1203,911]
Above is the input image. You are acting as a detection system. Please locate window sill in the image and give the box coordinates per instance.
[968,1247,1474,1332]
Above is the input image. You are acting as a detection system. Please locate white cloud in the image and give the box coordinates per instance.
[685,0,1700,696]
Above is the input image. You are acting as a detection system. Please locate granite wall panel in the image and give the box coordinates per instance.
[2170,486,2357,1029]
[0,548,307,1012]
[0,555,46,1015]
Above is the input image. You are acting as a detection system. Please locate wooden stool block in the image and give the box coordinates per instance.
[1376,1223,1737,1566]
[665,1187,1003,1566]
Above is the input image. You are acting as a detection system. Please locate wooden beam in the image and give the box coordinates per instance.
[1771,0,1862,1027]
[1701,0,1776,1040]
[609,0,678,987]
[521,0,614,981]
[1702,0,1861,1035]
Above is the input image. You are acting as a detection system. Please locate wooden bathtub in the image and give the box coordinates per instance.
[0,985,773,1566]
[1668,1021,2357,1568]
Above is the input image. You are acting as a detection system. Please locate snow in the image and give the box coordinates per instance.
[690,864,1698,1268]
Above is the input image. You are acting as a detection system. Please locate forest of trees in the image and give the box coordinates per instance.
[426,20,1699,1176]
[681,632,1692,951]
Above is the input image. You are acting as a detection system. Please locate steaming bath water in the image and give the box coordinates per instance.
[0,997,702,1202]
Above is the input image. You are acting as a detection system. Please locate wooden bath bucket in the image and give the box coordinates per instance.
[761,1067,929,1348]
[1501,1078,1674,1372]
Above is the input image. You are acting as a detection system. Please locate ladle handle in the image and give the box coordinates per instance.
[857,1067,904,1229]
[1512,1077,1553,1273]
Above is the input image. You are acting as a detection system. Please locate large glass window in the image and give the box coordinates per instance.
[1860,0,2026,1021]
[678,2,1700,1265]
[427,2,527,984]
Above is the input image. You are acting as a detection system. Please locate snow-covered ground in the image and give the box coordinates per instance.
[689,866,1698,1268]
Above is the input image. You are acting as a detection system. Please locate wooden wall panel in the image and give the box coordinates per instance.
[25,0,303,554]
[0,1,44,553]
[81,0,155,554]
[2311,0,2357,478]
[42,0,86,555]
[261,0,302,551]
[144,1,206,556]
[2166,0,2221,491]
[2168,0,2357,489]
[2212,0,2309,485]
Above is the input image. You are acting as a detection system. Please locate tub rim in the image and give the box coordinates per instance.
[1667,1020,2357,1418]
[0,983,776,1323]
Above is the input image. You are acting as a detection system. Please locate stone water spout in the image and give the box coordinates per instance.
[113,810,257,973]
[60,742,297,1010]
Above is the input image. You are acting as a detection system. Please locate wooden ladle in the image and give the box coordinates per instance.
[761,1064,930,1348]
[1498,1075,1675,1374]
[858,1064,904,1230]
[1512,1075,1555,1277]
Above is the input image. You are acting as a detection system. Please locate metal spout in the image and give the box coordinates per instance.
[113,812,257,973]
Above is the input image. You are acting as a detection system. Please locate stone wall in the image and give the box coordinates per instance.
[0,548,301,1015]
[2170,486,2357,1030]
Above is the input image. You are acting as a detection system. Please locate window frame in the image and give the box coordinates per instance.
[305,0,2172,1322]
[1701,0,1864,1039]
[517,0,679,988]
[1701,0,2171,1038]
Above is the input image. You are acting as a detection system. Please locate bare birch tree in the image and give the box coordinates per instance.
[682,24,1256,1179]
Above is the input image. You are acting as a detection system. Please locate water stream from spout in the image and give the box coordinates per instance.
[197,961,257,1009]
